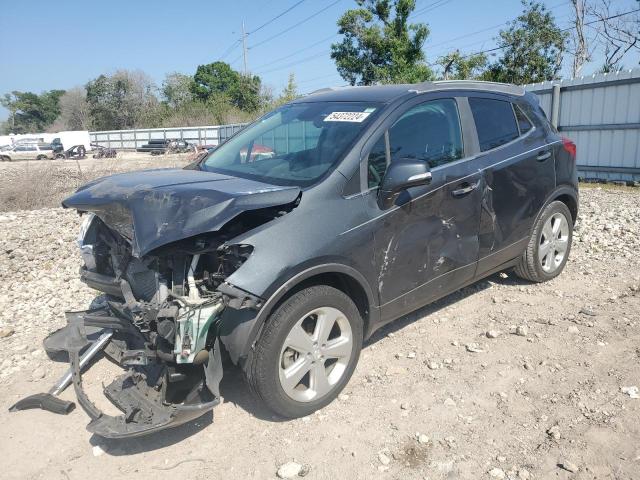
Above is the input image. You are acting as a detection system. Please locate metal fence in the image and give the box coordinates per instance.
[526,69,640,182]
[89,123,246,150]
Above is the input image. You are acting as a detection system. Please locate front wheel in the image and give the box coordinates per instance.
[514,200,573,282]
[245,285,363,418]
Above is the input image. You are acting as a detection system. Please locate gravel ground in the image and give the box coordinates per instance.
[0,186,639,480]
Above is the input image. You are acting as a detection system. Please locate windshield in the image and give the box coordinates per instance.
[202,101,381,186]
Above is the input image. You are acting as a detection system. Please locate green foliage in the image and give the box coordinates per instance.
[483,0,567,84]
[85,70,158,130]
[191,61,262,112]
[0,90,65,134]
[273,73,300,107]
[437,51,488,80]
[331,0,433,85]
[161,72,195,108]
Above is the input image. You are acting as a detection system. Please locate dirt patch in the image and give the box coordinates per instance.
[0,187,638,479]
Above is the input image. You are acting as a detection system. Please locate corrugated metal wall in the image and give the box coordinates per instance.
[525,69,640,182]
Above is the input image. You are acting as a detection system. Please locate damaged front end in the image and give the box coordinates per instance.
[17,213,255,438]
[11,169,300,438]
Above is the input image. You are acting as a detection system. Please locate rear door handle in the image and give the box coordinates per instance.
[536,150,552,161]
[451,182,478,197]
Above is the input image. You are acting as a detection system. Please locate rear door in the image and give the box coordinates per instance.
[467,95,556,274]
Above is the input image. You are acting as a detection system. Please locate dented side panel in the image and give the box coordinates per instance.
[372,165,484,319]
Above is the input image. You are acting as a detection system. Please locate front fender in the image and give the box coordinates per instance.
[218,262,377,366]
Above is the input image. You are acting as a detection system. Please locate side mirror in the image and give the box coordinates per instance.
[378,158,432,209]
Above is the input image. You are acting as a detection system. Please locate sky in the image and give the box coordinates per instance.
[0,0,638,121]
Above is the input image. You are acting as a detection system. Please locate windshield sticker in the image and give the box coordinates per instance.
[324,111,371,122]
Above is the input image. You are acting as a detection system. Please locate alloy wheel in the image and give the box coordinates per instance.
[538,212,570,273]
[278,307,353,402]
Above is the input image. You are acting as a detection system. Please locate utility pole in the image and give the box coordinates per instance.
[241,21,248,76]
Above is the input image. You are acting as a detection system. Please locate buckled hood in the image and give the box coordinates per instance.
[62,168,301,257]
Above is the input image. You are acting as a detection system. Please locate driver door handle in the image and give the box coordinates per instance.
[451,182,478,197]
[536,150,552,161]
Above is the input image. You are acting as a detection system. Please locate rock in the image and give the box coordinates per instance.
[444,397,456,407]
[486,330,501,339]
[416,433,429,444]
[518,468,531,479]
[567,326,580,334]
[488,467,506,479]
[515,325,529,337]
[547,425,561,440]
[378,452,391,466]
[621,386,639,399]
[400,402,409,410]
[276,462,303,479]
[298,464,311,477]
[92,445,106,457]
[559,460,579,473]
[465,343,484,353]
[0,327,15,338]
[338,394,350,401]
[427,361,440,370]
[407,351,416,359]
[579,308,596,316]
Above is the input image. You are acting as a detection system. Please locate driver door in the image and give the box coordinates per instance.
[365,97,484,321]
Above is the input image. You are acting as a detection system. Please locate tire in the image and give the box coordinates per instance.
[36,155,46,160]
[1,155,11,162]
[514,200,573,282]
[245,285,363,418]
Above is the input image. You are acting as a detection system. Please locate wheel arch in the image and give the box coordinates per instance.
[219,263,378,367]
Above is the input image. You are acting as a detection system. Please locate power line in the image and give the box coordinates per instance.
[431,7,640,66]
[252,33,338,70]
[410,0,454,18]
[218,39,241,61]
[248,0,343,50]
[248,0,308,35]
[255,50,330,75]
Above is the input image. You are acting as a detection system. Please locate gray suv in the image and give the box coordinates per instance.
[12,81,578,439]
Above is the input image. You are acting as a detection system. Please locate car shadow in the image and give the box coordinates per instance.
[96,271,528,453]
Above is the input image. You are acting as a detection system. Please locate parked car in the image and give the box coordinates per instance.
[0,143,53,161]
[12,81,578,439]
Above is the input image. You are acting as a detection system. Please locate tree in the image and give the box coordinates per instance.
[161,72,194,108]
[331,0,433,85]
[86,70,159,130]
[483,1,567,84]
[50,87,91,131]
[568,0,592,77]
[191,61,262,112]
[1,90,65,133]
[437,51,488,80]
[588,0,640,72]
[0,93,19,132]
[273,73,299,107]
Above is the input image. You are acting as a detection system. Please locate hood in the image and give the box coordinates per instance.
[62,168,301,257]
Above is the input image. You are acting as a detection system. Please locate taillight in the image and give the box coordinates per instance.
[562,136,576,160]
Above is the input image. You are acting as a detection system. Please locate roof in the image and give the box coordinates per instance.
[298,80,525,104]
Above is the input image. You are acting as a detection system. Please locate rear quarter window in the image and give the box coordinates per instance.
[469,98,519,151]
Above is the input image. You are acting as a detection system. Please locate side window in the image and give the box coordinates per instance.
[367,134,388,188]
[366,99,464,188]
[469,98,519,151]
[514,104,533,134]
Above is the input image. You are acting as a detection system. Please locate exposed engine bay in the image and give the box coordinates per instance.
[10,172,301,438]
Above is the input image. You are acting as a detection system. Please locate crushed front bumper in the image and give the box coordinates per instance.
[12,308,222,439]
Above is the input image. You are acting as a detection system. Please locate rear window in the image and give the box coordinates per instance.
[514,104,533,134]
[469,98,519,151]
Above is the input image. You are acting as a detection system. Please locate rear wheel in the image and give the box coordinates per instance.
[36,155,46,160]
[246,285,363,418]
[515,200,573,282]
